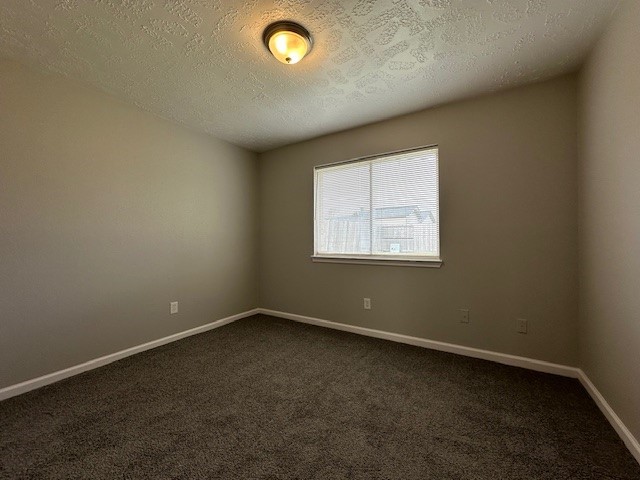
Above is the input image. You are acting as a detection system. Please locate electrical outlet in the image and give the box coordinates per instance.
[460,308,470,323]
[170,301,178,314]
[517,318,528,334]
[363,298,371,310]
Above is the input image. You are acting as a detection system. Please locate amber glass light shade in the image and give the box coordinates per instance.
[263,21,312,65]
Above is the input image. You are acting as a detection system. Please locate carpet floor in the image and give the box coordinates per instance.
[1,314,639,479]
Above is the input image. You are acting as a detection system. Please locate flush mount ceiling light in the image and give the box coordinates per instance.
[263,21,313,65]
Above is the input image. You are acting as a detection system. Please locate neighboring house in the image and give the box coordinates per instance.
[319,205,438,255]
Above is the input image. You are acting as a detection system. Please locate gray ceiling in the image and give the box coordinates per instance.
[0,0,619,152]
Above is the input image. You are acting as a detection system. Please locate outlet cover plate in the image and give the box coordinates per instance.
[517,318,528,334]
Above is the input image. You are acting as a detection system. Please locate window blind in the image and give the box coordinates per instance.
[314,146,440,261]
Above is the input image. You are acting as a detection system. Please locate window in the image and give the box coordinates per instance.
[313,146,441,267]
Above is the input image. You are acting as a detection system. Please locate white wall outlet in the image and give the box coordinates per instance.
[460,308,470,323]
[517,318,528,334]
[363,298,371,310]
[170,301,178,314]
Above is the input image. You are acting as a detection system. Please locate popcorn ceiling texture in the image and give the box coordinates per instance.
[0,0,618,151]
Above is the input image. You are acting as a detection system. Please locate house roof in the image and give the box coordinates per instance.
[333,206,435,223]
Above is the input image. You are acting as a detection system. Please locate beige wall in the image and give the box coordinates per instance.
[578,1,640,442]
[0,60,258,388]
[258,75,579,366]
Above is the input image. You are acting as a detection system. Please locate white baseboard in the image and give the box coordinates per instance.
[257,308,639,465]
[577,370,640,464]
[258,308,579,378]
[0,308,259,402]
[2,307,638,466]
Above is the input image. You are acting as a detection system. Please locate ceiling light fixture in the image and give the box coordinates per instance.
[263,21,313,65]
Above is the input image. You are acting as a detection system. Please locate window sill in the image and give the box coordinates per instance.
[311,255,443,268]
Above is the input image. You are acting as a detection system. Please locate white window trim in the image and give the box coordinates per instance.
[311,255,443,268]
[312,145,442,267]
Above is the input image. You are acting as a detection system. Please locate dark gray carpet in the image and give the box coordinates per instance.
[1,314,639,479]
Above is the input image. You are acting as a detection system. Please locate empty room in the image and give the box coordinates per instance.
[1,0,639,478]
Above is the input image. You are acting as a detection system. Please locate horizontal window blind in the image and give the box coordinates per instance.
[314,146,439,260]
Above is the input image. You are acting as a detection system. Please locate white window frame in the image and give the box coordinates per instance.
[312,145,442,268]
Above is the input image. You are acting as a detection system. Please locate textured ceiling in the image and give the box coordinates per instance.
[0,0,619,152]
